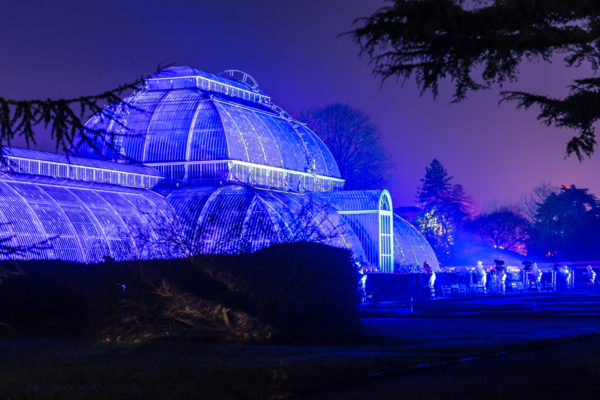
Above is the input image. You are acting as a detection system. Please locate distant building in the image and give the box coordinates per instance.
[0,67,438,272]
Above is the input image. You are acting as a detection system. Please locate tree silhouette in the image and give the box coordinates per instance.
[518,181,558,223]
[299,103,390,190]
[351,0,600,160]
[529,185,600,260]
[470,208,530,253]
[416,158,473,262]
[0,76,145,158]
[417,158,472,223]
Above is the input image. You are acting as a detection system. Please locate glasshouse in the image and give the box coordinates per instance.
[0,66,439,273]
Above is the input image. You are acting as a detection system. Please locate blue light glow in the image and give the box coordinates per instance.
[0,66,439,272]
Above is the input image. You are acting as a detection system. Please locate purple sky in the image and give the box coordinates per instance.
[2,0,599,208]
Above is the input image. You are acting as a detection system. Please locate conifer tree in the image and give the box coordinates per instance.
[351,0,600,160]
[417,159,471,223]
[416,158,472,262]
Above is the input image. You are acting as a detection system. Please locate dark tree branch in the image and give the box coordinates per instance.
[0,78,144,156]
[501,78,600,159]
[0,230,59,258]
[350,0,600,158]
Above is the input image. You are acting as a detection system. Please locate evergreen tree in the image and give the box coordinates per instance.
[417,159,452,207]
[529,185,600,260]
[417,159,471,223]
[416,158,472,262]
[351,0,600,159]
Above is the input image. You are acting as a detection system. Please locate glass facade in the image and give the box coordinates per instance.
[313,190,438,271]
[73,67,343,192]
[0,172,172,262]
[0,66,439,271]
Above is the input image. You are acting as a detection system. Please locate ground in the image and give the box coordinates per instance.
[305,336,600,399]
[1,292,599,399]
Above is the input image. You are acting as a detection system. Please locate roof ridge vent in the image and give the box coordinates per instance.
[146,67,271,105]
[218,70,260,91]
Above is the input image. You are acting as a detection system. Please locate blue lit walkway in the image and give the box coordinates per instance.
[304,292,600,399]
[360,290,600,317]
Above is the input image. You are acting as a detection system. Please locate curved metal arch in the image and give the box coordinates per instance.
[378,190,394,273]
[218,70,260,90]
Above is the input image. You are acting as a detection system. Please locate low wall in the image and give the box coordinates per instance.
[366,267,599,301]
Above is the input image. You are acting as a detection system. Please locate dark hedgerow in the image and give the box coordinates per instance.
[0,243,359,342]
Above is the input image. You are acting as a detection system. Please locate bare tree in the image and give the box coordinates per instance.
[299,103,391,190]
[127,210,250,259]
[518,181,558,223]
[470,208,530,253]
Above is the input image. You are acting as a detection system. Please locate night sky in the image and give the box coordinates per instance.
[2,0,599,209]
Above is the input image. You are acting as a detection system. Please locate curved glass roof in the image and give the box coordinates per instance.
[312,190,439,271]
[0,66,439,269]
[393,214,440,271]
[163,184,365,258]
[0,173,173,263]
[73,66,341,190]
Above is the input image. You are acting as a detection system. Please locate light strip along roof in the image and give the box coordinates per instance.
[2,147,162,177]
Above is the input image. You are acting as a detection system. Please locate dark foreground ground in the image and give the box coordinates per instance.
[305,335,600,400]
[2,292,600,399]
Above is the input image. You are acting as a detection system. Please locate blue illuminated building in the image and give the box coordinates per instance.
[1,67,439,272]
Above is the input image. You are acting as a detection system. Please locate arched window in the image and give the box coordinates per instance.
[378,191,394,273]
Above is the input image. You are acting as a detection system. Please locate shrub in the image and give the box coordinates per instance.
[0,243,358,342]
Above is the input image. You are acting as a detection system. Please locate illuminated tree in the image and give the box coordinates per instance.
[416,159,472,262]
[417,158,472,223]
[299,103,390,190]
[416,206,454,261]
[351,0,600,159]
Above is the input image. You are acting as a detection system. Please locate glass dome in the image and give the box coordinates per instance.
[73,66,343,192]
[0,66,439,272]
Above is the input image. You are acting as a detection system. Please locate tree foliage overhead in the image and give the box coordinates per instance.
[299,103,390,190]
[351,0,600,159]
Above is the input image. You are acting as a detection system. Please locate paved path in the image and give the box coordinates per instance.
[303,335,600,400]
[361,291,600,317]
